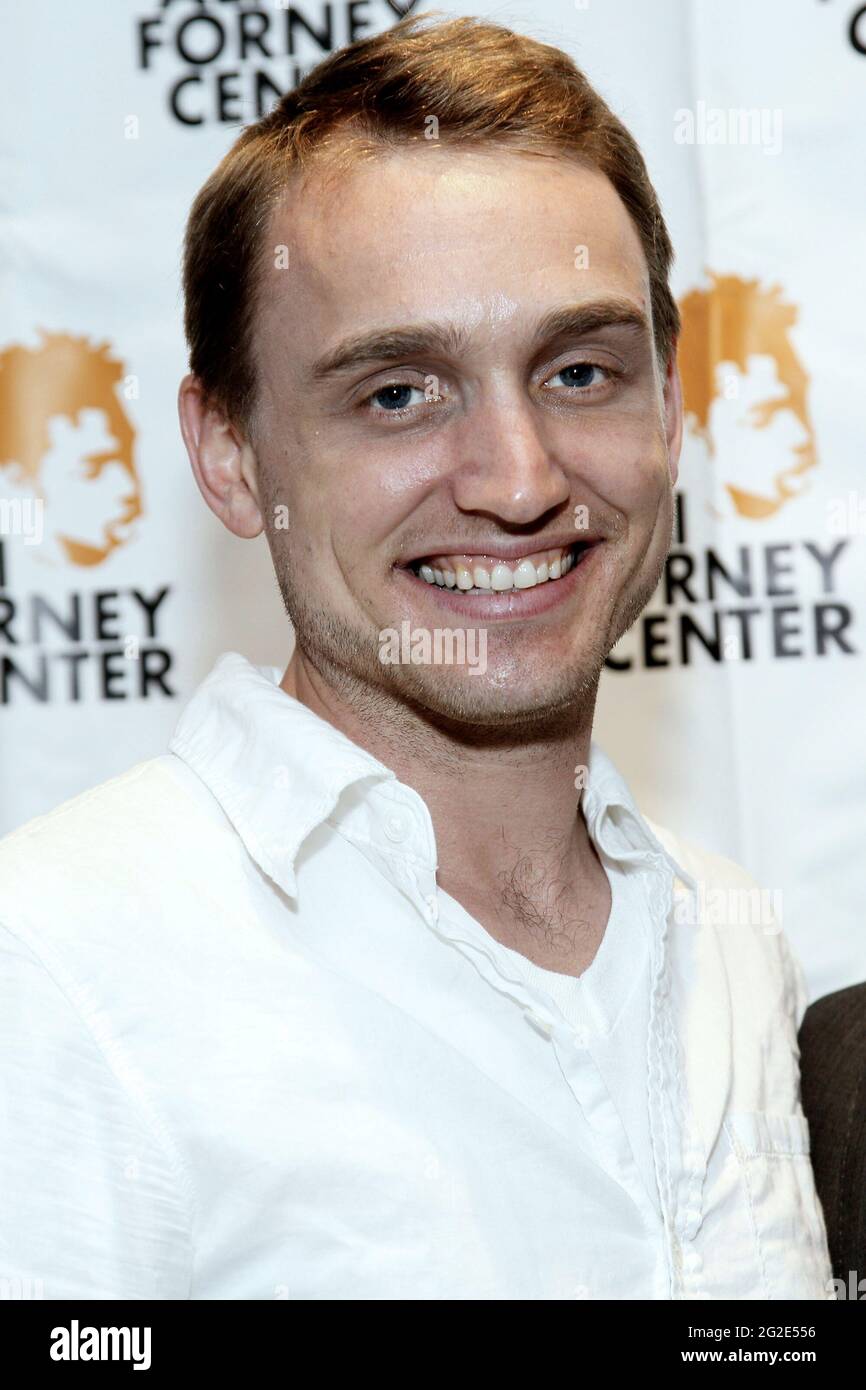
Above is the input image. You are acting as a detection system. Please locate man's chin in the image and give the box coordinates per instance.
[284,586,608,732]
[376,654,604,733]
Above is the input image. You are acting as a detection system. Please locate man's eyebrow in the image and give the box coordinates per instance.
[309,298,651,382]
[534,299,651,346]
[309,321,472,381]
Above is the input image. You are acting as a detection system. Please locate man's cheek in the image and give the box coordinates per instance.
[595,456,667,525]
[576,411,667,487]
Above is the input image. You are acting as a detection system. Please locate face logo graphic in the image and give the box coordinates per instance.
[0,332,141,565]
[678,274,817,520]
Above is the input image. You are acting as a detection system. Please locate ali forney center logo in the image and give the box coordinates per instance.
[678,272,817,522]
[608,270,859,672]
[134,0,422,126]
[0,335,175,705]
[0,333,141,566]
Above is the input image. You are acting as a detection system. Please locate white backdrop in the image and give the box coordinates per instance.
[1,0,864,1001]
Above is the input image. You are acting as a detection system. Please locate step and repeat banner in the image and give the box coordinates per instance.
[1,0,864,1000]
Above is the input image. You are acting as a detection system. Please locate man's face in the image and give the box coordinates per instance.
[252,146,680,727]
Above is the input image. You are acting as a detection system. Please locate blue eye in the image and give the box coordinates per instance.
[555,363,602,389]
[372,384,417,411]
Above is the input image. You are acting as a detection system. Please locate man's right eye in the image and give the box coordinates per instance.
[365,383,427,413]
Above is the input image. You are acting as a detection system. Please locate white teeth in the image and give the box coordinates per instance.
[513,558,537,590]
[415,545,582,591]
[490,563,515,591]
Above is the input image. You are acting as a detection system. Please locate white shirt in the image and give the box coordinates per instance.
[461,857,657,1197]
[0,651,833,1300]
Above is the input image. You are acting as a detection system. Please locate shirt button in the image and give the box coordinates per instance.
[526,1011,555,1039]
[383,812,409,842]
[573,1027,589,1048]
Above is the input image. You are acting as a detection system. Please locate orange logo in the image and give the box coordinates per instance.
[678,274,817,520]
[0,332,141,565]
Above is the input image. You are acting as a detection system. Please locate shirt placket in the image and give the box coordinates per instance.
[645,865,709,1301]
[407,858,665,1257]
[382,792,709,1301]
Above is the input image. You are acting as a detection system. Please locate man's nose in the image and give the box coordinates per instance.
[448,394,571,524]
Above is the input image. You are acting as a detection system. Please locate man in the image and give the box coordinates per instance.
[799,983,866,1296]
[0,15,832,1300]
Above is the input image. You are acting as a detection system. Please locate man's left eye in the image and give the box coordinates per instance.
[370,384,427,412]
[549,363,606,389]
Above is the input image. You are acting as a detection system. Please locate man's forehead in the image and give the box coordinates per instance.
[260,147,650,357]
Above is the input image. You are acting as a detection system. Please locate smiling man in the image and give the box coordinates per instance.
[0,15,832,1301]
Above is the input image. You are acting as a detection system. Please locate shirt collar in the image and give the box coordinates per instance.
[583,742,698,893]
[168,651,398,900]
[169,651,696,901]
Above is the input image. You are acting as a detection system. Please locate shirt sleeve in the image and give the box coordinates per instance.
[0,920,192,1299]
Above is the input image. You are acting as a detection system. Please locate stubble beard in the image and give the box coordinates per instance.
[268,515,672,745]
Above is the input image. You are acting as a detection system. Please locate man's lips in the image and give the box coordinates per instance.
[393,539,603,619]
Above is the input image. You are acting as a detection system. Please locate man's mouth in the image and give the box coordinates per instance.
[406,542,592,594]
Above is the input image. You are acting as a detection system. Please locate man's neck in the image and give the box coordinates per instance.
[280,648,611,974]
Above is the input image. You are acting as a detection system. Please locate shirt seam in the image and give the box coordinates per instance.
[0,759,158,848]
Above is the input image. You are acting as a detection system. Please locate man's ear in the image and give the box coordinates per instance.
[663,345,684,489]
[178,374,264,539]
